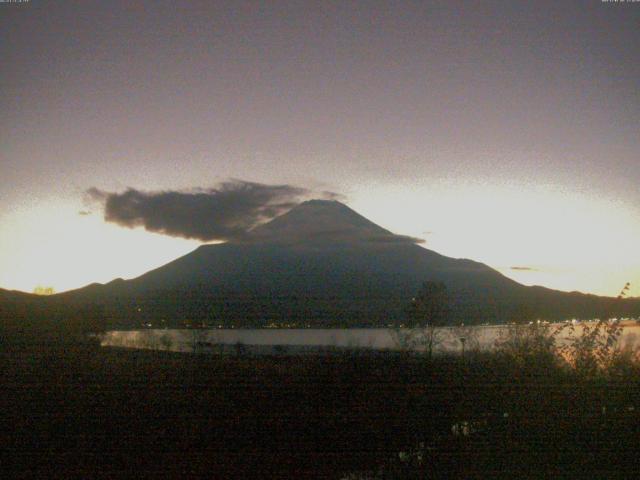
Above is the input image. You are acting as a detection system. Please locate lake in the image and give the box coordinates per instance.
[102,322,640,355]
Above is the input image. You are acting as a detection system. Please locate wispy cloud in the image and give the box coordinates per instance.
[510,266,538,272]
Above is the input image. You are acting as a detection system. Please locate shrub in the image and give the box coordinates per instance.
[494,321,563,371]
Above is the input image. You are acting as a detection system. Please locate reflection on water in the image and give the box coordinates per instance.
[102,323,640,355]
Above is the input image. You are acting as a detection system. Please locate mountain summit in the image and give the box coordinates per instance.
[246,200,422,246]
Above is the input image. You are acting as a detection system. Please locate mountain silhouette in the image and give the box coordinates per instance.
[245,199,422,246]
[2,200,639,329]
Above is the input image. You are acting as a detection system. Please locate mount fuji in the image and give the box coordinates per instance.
[3,200,639,329]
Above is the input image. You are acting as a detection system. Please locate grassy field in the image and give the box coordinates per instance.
[2,341,640,478]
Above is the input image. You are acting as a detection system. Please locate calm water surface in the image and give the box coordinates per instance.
[102,323,640,354]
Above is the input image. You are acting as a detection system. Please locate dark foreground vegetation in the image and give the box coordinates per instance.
[2,328,640,479]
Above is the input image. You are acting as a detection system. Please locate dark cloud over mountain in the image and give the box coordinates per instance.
[87,180,339,241]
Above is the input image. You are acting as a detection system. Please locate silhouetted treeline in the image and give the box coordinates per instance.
[97,285,640,329]
[2,278,640,336]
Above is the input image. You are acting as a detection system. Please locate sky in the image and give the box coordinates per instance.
[1,0,639,297]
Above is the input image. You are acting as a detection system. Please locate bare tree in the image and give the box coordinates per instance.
[406,281,452,359]
[190,327,210,354]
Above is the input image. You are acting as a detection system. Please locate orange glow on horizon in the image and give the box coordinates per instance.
[0,201,201,293]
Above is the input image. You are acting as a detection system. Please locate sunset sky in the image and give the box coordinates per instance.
[1,0,639,297]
